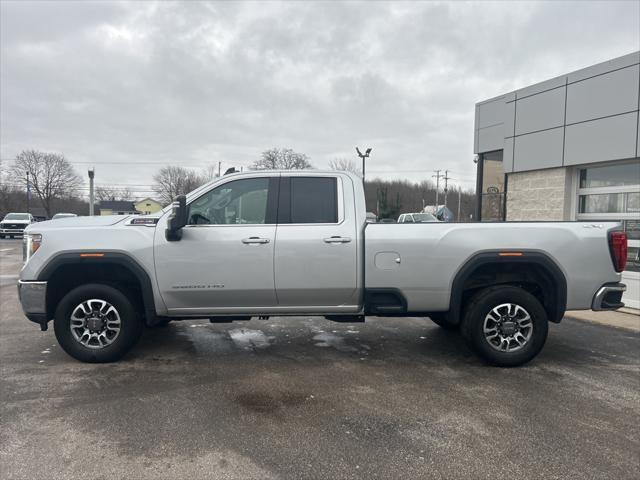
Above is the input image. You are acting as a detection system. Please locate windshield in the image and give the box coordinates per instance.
[413,213,437,222]
[4,213,30,220]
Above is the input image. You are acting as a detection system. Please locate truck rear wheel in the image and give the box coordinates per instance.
[54,283,143,363]
[461,286,548,367]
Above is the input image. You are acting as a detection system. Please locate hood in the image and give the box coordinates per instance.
[26,215,129,232]
[1,219,31,225]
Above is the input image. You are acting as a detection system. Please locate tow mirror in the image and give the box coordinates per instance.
[166,194,187,241]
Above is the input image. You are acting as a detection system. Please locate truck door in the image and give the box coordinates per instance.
[154,175,279,315]
[274,175,359,310]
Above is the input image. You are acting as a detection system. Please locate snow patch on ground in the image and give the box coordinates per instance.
[313,332,358,353]
[229,328,274,350]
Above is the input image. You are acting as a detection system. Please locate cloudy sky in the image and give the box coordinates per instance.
[1,0,638,197]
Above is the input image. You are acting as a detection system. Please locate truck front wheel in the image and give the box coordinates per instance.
[461,286,548,367]
[54,283,143,363]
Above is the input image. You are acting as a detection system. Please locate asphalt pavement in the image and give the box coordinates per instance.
[1,238,639,480]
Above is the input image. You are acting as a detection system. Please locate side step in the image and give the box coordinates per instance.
[209,316,252,323]
[324,315,365,323]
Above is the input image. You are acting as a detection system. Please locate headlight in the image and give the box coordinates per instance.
[23,233,42,263]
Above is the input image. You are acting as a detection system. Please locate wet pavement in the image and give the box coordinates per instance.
[1,238,639,479]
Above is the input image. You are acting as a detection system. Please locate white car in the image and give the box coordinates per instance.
[397,212,439,223]
[52,213,78,220]
[0,212,34,238]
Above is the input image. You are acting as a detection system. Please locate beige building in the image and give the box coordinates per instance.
[474,51,640,308]
[134,198,163,215]
[98,201,138,216]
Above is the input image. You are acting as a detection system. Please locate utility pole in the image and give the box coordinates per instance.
[443,170,452,208]
[88,168,95,216]
[218,161,221,177]
[355,147,372,186]
[457,187,462,222]
[26,171,30,214]
[432,170,443,208]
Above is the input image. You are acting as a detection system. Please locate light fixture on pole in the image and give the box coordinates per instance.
[355,147,372,185]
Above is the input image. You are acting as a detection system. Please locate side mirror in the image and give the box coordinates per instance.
[165,195,187,241]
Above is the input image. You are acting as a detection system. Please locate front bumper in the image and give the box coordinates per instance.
[0,228,25,235]
[592,283,626,311]
[17,280,48,328]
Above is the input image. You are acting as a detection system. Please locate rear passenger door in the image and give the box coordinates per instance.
[274,175,359,310]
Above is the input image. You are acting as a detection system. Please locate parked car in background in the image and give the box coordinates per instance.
[52,213,78,220]
[398,212,439,223]
[0,213,34,238]
[18,171,627,366]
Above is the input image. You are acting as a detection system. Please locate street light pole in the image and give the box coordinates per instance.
[355,147,372,186]
[88,168,95,216]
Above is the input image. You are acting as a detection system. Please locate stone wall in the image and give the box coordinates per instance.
[506,167,572,221]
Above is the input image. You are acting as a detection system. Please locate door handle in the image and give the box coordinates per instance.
[323,236,352,244]
[242,237,270,244]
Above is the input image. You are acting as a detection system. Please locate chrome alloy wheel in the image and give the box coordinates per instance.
[483,303,533,352]
[70,299,121,349]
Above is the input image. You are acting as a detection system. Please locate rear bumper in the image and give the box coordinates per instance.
[592,283,626,311]
[17,280,48,326]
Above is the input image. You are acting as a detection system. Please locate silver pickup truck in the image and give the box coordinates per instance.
[18,171,628,366]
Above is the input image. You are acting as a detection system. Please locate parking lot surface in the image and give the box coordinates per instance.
[1,238,639,479]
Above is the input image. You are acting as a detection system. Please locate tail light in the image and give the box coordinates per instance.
[609,231,627,273]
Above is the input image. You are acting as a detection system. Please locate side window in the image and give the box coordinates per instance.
[289,177,338,223]
[188,178,271,225]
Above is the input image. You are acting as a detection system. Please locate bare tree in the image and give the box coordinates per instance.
[152,166,204,205]
[252,148,313,170]
[95,186,133,202]
[329,157,360,175]
[10,150,82,217]
[200,164,219,182]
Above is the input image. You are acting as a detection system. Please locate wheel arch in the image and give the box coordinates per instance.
[448,251,567,325]
[38,252,157,325]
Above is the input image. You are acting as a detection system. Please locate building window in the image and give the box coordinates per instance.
[576,160,640,273]
[478,150,505,221]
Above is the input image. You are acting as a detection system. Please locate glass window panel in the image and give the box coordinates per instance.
[625,246,640,272]
[579,162,640,188]
[290,177,338,223]
[626,192,640,214]
[481,151,504,195]
[579,193,625,214]
[188,178,269,225]
[625,220,640,241]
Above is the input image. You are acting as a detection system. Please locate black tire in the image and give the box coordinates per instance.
[54,283,143,363]
[8,235,13,239]
[461,286,548,367]
[429,313,458,330]
[0,235,4,239]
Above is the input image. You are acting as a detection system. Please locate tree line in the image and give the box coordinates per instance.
[1,148,476,221]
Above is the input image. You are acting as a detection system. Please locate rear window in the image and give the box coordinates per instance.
[290,177,338,223]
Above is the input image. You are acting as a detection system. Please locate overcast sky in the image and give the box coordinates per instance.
[1,0,639,197]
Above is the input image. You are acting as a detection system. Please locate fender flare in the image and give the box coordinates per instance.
[38,251,158,324]
[448,251,567,324]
